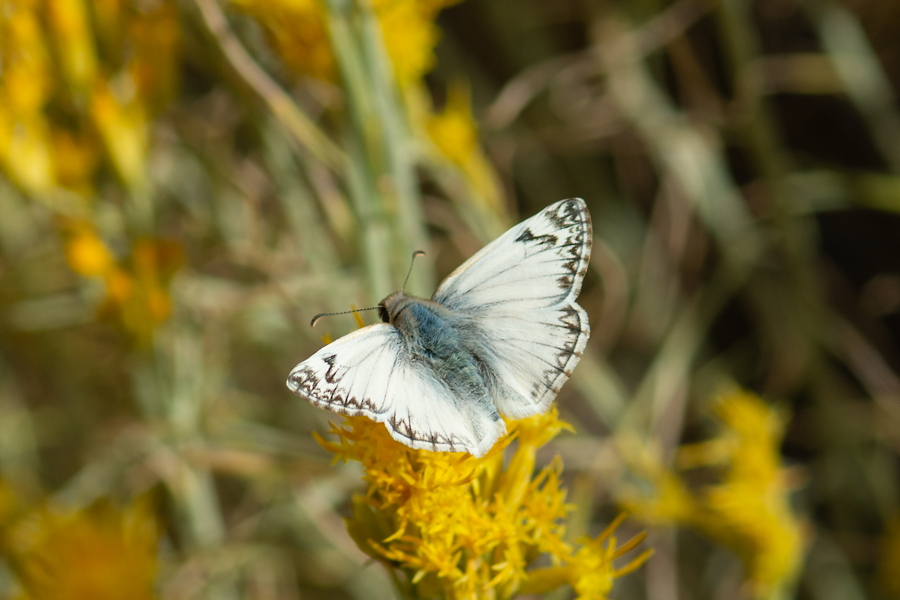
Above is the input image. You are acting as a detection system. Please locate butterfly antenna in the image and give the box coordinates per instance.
[311,251,423,327]
[400,250,426,294]
[310,306,380,328]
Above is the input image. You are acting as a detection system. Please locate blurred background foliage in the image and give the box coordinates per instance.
[1,0,900,598]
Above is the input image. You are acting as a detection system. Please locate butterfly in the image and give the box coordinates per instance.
[287,198,592,457]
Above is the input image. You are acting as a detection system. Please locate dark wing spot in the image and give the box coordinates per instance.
[515,228,558,247]
[323,355,338,383]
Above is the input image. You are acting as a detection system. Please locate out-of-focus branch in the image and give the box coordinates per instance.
[822,314,900,421]
[485,0,713,130]
[192,0,346,172]
[806,0,900,173]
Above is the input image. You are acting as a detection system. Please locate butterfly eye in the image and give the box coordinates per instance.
[378,305,390,323]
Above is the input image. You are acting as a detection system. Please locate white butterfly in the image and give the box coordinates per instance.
[287,198,592,457]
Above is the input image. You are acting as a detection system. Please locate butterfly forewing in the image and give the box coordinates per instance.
[432,198,592,419]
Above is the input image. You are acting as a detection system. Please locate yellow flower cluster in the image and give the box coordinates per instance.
[64,223,182,344]
[0,491,160,600]
[621,390,807,600]
[231,0,461,88]
[0,0,179,195]
[317,407,651,600]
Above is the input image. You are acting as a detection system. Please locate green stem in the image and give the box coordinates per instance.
[325,0,433,299]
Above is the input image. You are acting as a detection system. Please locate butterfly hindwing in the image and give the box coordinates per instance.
[287,325,506,457]
[433,198,592,419]
[386,358,506,457]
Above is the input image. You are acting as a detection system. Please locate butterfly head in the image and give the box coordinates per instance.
[378,291,409,324]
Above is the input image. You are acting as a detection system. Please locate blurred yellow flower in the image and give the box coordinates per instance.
[0,5,54,116]
[64,224,182,343]
[90,79,149,189]
[0,0,179,195]
[622,390,807,600]
[231,0,335,82]
[420,82,505,214]
[318,407,650,599]
[374,0,461,87]
[65,227,116,277]
[101,238,182,344]
[3,496,160,600]
[0,118,55,194]
[426,83,479,166]
[46,0,98,91]
[232,0,461,87]
[0,3,54,192]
